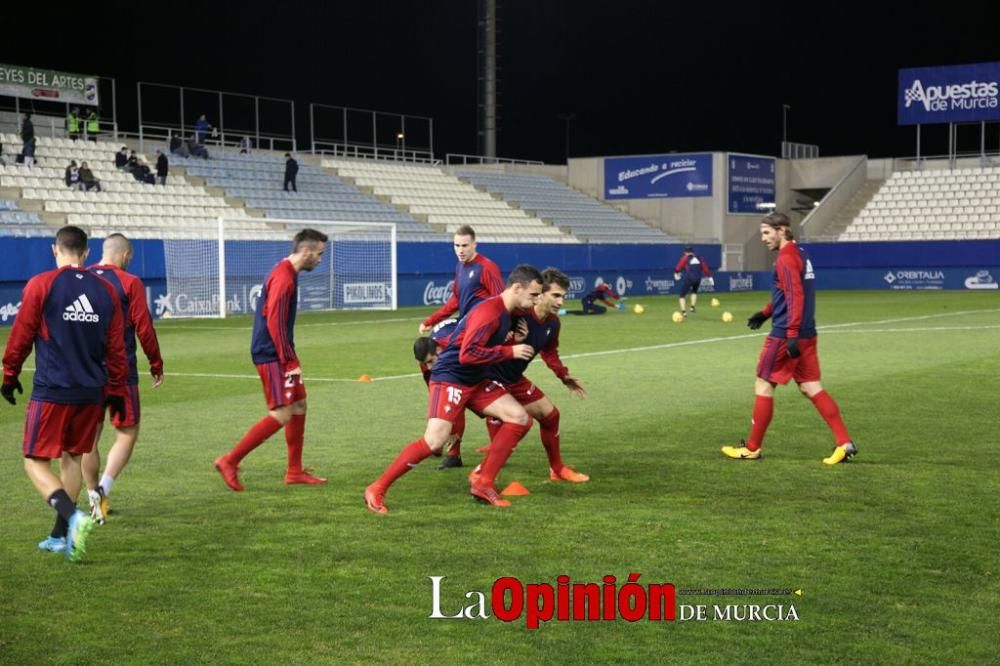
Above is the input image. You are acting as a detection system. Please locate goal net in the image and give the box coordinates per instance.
[162,217,396,318]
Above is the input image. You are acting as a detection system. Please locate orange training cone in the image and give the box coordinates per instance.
[358,374,373,383]
[501,481,530,496]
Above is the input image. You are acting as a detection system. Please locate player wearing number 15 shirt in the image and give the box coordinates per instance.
[365,265,544,514]
[214,229,330,492]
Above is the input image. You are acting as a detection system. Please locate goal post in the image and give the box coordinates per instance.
[162,217,397,318]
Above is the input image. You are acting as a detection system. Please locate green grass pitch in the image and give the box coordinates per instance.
[1,290,998,664]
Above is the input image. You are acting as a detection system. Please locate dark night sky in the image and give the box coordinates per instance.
[6,1,999,162]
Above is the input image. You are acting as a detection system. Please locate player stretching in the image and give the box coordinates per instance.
[479,268,589,483]
[2,225,128,562]
[419,224,504,469]
[564,281,622,315]
[365,265,544,513]
[673,245,712,317]
[722,213,857,464]
[83,233,164,522]
[214,229,329,491]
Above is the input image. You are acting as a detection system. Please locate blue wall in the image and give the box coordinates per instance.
[1,238,997,324]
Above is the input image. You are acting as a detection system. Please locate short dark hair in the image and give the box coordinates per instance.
[56,226,88,255]
[506,264,543,288]
[541,267,570,292]
[454,225,476,240]
[762,212,794,240]
[413,336,438,363]
[292,228,329,252]
[684,245,694,253]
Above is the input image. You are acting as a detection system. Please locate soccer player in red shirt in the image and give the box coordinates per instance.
[418,225,505,469]
[214,229,329,491]
[83,233,164,522]
[479,267,589,482]
[673,246,713,317]
[365,265,544,513]
[722,213,857,465]
[2,225,129,562]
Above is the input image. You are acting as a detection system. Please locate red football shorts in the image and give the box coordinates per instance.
[23,399,104,459]
[756,336,821,385]
[427,379,508,422]
[104,383,141,427]
[504,376,547,405]
[256,361,307,410]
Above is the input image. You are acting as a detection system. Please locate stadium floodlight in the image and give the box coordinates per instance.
[162,217,397,319]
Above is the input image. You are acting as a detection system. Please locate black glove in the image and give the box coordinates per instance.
[786,337,801,358]
[746,311,770,330]
[1,377,23,405]
[105,394,126,421]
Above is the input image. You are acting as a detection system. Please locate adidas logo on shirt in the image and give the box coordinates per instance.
[63,294,100,322]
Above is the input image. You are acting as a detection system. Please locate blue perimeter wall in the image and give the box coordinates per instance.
[1,238,998,324]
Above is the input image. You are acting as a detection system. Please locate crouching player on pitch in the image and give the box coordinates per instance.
[365,265,544,513]
[83,233,164,523]
[722,213,857,464]
[477,267,589,483]
[2,225,129,562]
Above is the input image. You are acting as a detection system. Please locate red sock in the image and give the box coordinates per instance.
[746,395,773,451]
[229,415,283,464]
[479,420,532,486]
[373,438,433,491]
[449,411,465,457]
[810,390,851,445]
[538,408,563,472]
[285,413,305,473]
[485,417,502,444]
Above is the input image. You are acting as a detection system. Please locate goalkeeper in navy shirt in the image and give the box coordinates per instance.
[673,246,712,317]
[2,225,129,562]
[722,213,857,465]
[564,282,622,315]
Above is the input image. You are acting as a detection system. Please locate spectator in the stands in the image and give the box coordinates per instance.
[65,161,83,190]
[169,135,191,158]
[188,137,209,159]
[284,153,299,192]
[194,115,211,144]
[115,146,129,169]
[66,108,81,141]
[21,136,36,169]
[79,162,102,192]
[86,110,100,142]
[239,136,253,155]
[20,112,34,146]
[156,150,169,186]
[130,158,155,185]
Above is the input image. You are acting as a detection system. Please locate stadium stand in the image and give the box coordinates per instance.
[0,134,263,239]
[456,170,676,243]
[0,198,47,236]
[325,159,578,243]
[833,167,1000,241]
[169,150,449,242]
